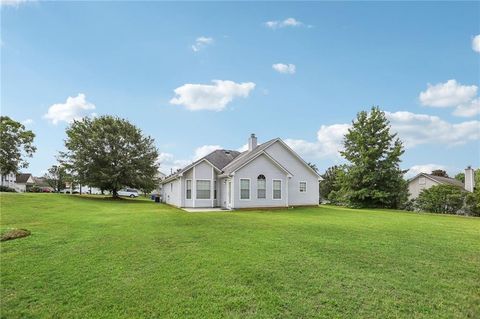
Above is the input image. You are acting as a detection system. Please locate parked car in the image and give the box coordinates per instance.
[118,188,139,198]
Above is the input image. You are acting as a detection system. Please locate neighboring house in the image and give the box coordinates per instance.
[160,134,321,209]
[15,173,35,192]
[408,167,475,200]
[0,171,17,189]
[33,177,55,192]
[152,171,166,195]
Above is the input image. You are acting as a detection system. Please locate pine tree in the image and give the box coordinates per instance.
[340,107,408,208]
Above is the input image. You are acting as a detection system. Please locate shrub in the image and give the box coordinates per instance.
[28,186,42,193]
[464,191,480,217]
[416,185,465,214]
[0,185,16,192]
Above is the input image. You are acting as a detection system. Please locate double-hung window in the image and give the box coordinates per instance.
[273,180,282,199]
[196,180,211,199]
[299,181,307,192]
[186,180,192,199]
[240,179,250,200]
[257,175,266,199]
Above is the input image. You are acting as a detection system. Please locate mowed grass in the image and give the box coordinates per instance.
[1,193,479,318]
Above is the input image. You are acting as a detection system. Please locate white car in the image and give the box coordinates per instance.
[117,188,139,198]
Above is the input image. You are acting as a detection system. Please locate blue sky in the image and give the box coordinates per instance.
[2,1,479,177]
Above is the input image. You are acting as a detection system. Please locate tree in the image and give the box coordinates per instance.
[416,185,465,214]
[307,162,319,173]
[454,173,465,183]
[60,116,159,198]
[319,165,345,203]
[431,170,448,177]
[0,116,36,175]
[44,165,69,192]
[340,107,408,208]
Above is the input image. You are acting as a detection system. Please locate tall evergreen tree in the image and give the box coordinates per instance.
[340,107,408,208]
[60,116,159,198]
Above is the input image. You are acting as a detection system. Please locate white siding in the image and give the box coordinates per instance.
[163,178,181,207]
[233,154,288,208]
[408,175,440,200]
[265,141,319,206]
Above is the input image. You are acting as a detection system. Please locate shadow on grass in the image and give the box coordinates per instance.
[64,194,154,204]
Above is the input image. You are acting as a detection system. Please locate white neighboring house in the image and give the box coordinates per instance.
[407,167,475,200]
[160,134,321,209]
[1,172,36,192]
[15,173,35,192]
[1,172,17,190]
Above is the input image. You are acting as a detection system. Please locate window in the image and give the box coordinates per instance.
[299,181,307,192]
[240,179,250,200]
[170,183,173,191]
[196,180,211,199]
[214,181,217,199]
[257,174,266,199]
[419,177,426,185]
[273,180,282,199]
[186,180,192,199]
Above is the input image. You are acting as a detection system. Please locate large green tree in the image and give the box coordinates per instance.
[319,165,346,203]
[340,107,408,208]
[60,116,159,197]
[44,165,69,192]
[0,116,36,174]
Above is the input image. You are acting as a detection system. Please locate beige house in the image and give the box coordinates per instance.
[408,167,475,200]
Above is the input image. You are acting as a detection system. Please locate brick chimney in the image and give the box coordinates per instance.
[465,166,475,192]
[248,133,257,151]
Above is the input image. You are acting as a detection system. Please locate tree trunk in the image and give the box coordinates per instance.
[112,189,118,198]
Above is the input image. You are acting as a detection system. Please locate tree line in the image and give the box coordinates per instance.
[1,108,479,213]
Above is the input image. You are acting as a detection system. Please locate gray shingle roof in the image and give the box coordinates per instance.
[162,149,241,183]
[425,174,465,188]
[220,138,280,176]
[16,173,33,184]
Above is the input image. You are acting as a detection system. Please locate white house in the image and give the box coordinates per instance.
[15,173,35,192]
[1,172,17,190]
[407,167,475,200]
[160,134,320,209]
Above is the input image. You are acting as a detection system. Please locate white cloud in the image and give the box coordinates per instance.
[158,144,224,174]
[472,34,480,53]
[157,152,191,174]
[193,145,222,160]
[406,164,447,178]
[21,118,34,126]
[452,98,480,117]
[0,0,33,7]
[385,111,480,147]
[419,79,477,108]
[44,93,96,125]
[272,63,296,74]
[419,79,479,117]
[237,143,248,152]
[191,36,213,52]
[285,124,350,159]
[265,18,305,29]
[284,111,480,160]
[170,80,255,111]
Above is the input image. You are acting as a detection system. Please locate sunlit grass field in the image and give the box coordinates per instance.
[1,193,479,318]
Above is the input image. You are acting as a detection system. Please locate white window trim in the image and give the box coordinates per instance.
[299,181,307,193]
[272,179,282,200]
[239,178,251,200]
[257,176,266,199]
[196,179,212,200]
[185,179,192,199]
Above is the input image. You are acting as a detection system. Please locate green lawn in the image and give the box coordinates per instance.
[1,193,479,318]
